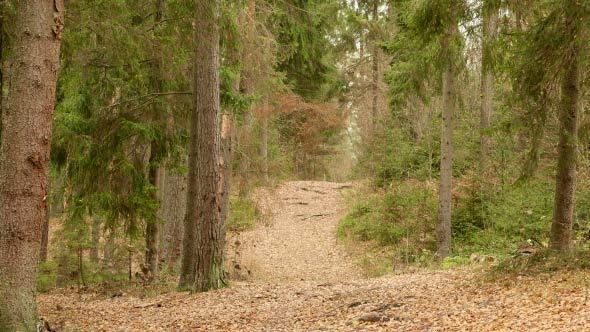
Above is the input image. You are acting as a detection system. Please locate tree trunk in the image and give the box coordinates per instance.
[238,0,256,198]
[260,115,269,183]
[370,0,379,137]
[479,1,497,173]
[39,202,50,263]
[145,145,161,281]
[436,22,456,262]
[179,0,225,291]
[0,1,63,330]
[220,114,234,227]
[90,216,101,263]
[159,168,186,271]
[144,0,166,281]
[550,12,579,251]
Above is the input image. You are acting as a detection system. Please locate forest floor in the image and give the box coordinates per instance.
[38,181,590,331]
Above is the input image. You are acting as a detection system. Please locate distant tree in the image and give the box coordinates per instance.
[0,1,64,330]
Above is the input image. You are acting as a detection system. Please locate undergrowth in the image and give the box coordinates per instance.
[340,177,590,275]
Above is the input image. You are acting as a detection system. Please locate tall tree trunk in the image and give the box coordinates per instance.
[479,1,497,173]
[238,0,256,198]
[179,0,225,291]
[370,0,379,137]
[0,1,63,330]
[436,22,456,262]
[144,0,165,281]
[550,11,579,251]
[220,114,234,226]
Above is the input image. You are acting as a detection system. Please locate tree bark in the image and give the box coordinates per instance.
[370,0,379,137]
[238,0,256,198]
[550,10,579,251]
[179,0,225,291]
[260,114,269,183]
[436,22,456,262]
[159,168,186,271]
[144,0,166,281]
[479,1,497,173]
[0,1,63,330]
[39,201,50,263]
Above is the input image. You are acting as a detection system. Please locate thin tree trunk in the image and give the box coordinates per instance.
[238,0,256,198]
[144,0,166,281]
[39,201,50,263]
[260,115,269,183]
[479,1,498,173]
[519,96,548,182]
[436,22,456,262]
[0,1,63,330]
[550,13,579,251]
[220,114,234,226]
[90,216,100,263]
[179,0,225,291]
[370,0,379,137]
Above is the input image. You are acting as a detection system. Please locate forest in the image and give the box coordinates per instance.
[1,0,590,331]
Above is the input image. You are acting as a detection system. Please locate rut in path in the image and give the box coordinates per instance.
[227,181,362,283]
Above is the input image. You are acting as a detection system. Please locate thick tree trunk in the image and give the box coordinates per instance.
[550,15,579,251]
[436,23,456,262]
[179,0,225,291]
[479,1,497,173]
[0,1,63,330]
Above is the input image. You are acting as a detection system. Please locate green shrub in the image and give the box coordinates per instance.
[37,261,58,293]
[228,196,260,232]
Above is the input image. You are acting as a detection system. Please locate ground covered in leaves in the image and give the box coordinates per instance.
[38,181,590,331]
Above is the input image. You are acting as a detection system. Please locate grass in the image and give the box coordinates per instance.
[228,196,261,232]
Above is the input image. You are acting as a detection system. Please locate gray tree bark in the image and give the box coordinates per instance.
[179,0,225,291]
[479,0,498,173]
[0,1,63,330]
[436,21,456,261]
[550,6,580,251]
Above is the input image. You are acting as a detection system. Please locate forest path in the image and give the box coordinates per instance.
[227,181,363,283]
[38,181,590,331]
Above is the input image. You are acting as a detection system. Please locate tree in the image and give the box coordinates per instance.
[179,0,225,291]
[550,0,584,251]
[479,0,498,173]
[0,1,64,330]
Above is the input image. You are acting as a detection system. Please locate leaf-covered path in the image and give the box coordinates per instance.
[38,182,590,331]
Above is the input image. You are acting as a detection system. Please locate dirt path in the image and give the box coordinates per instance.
[38,181,590,331]
[228,181,362,283]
